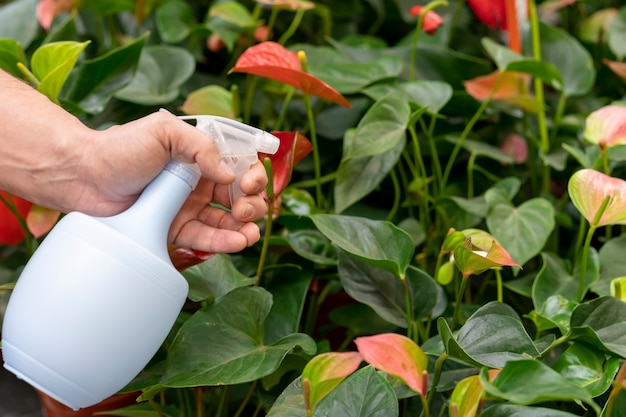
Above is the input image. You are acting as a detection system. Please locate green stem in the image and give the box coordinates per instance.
[403,278,415,340]
[289,171,336,189]
[451,276,469,330]
[550,92,567,142]
[577,224,596,302]
[495,269,503,303]
[420,394,430,417]
[529,0,551,195]
[421,116,443,193]
[302,93,322,205]
[410,125,430,230]
[278,9,305,45]
[242,75,258,124]
[387,167,402,222]
[274,87,295,131]
[255,199,275,284]
[427,353,448,410]
[232,381,258,417]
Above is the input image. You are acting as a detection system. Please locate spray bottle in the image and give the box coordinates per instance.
[1,116,279,410]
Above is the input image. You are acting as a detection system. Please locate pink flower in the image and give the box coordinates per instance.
[583,105,626,148]
[500,134,528,164]
[409,5,444,35]
[36,0,75,30]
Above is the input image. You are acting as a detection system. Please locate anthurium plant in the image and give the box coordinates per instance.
[4,0,626,416]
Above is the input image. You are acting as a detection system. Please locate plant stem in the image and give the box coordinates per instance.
[495,269,503,303]
[577,195,611,301]
[528,0,551,195]
[302,93,323,205]
[426,353,448,411]
[278,9,305,45]
[233,381,258,417]
[451,275,469,330]
[403,277,415,340]
[256,199,275,284]
[409,125,430,231]
[274,87,295,131]
[420,394,430,417]
[388,167,402,222]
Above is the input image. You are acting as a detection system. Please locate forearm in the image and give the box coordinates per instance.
[0,70,93,212]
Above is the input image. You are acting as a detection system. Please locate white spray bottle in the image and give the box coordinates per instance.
[1,116,279,410]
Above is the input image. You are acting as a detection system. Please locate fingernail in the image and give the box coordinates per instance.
[242,203,254,219]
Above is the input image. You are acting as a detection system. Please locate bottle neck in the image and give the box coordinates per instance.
[97,169,193,263]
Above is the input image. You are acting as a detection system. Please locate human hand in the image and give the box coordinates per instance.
[78,111,269,253]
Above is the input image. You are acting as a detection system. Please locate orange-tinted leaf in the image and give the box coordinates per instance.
[168,245,215,271]
[260,131,313,198]
[180,85,234,119]
[449,370,500,417]
[604,59,626,83]
[568,169,626,227]
[355,333,428,396]
[0,191,32,245]
[26,205,60,238]
[583,104,626,148]
[302,352,363,413]
[230,41,351,108]
[36,0,75,30]
[464,70,536,112]
[255,0,315,10]
[409,6,444,35]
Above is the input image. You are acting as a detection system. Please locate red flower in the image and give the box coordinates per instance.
[410,5,444,35]
[0,191,33,245]
[230,41,351,108]
[467,0,508,30]
[260,131,313,199]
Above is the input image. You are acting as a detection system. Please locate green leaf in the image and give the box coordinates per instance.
[97,402,179,417]
[156,0,196,43]
[363,80,453,114]
[344,93,410,160]
[160,286,316,387]
[0,39,26,78]
[81,0,134,16]
[334,134,404,213]
[311,214,414,277]
[312,366,398,417]
[480,360,600,414]
[528,294,576,335]
[181,254,255,302]
[0,0,39,49]
[449,375,484,417]
[180,85,233,118]
[284,229,337,266]
[208,1,256,28]
[31,41,90,101]
[443,136,514,164]
[533,22,595,96]
[567,296,626,357]
[505,60,563,92]
[482,404,582,417]
[438,302,539,368]
[63,33,148,113]
[532,253,582,312]
[609,7,626,60]
[338,252,439,328]
[594,235,626,296]
[266,376,308,417]
[310,55,403,94]
[114,45,195,105]
[482,37,523,69]
[553,343,619,397]
[302,352,364,412]
[263,268,313,344]
[486,198,555,268]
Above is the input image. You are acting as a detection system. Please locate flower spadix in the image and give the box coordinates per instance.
[583,104,626,148]
[568,169,626,227]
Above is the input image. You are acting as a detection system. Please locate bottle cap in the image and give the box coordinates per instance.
[163,160,201,189]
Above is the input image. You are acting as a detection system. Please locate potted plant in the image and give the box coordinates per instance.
[3,0,626,416]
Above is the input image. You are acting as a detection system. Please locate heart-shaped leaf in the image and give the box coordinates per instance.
[114,45,195,105]
[568,169,626,227]
[486,198,555,268]
[339,252,439,327]
[180,85,234,118]
[355,333,428,396]
[284,229,337,266]
[553,343,619,397]
[230,41,350,107]
[31,41,90,101]
[438,302,540,368]
[63,33,148,113]
[156,0,196,43]
[266,376,307,417]
[480,360,600,414]
[365,81,453,115]
[181,254,256,302]
[311,214,414,277]
[311,366,398,417]
[567,296,626,357]
[343,93,410,160]
[160,286,316,387]
[302,352,364,412]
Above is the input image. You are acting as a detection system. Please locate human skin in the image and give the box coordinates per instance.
[0,69,268,253]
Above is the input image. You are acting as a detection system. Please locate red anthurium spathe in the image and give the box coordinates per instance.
[467,0,528,30]
[230,41,351,108]
[36,0,76,30]
[603,59,626,83]
[168,245,215,272]
[583,105,626,148]
[260,131,313,199]
[302,352,364,413]
[464,70,536,113]
[355,333,428,397]
[409,5,444,35]
[568,169,626,227]
[0,191,33,245]
[500,133,528,164]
